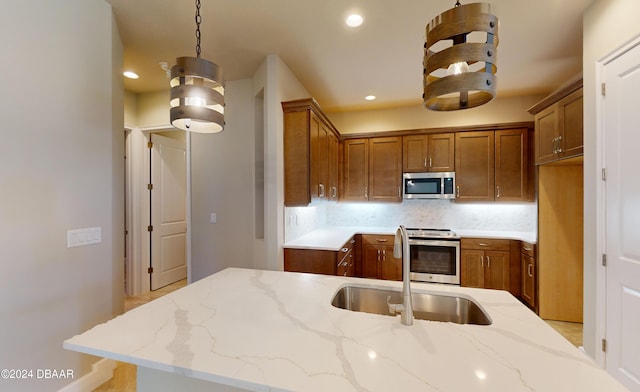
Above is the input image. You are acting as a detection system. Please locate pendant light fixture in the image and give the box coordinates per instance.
[170,0,225,133]
[423,1,498,111]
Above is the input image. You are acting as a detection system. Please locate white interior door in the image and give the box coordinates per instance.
[150,133,187,290]
[604,41,640,390]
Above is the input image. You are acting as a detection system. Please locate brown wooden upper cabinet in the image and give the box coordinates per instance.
[283,99,340,206]
[455,129,532,202]
[343,137,402,202]
[403,133,455,172]
[528,82,583,165]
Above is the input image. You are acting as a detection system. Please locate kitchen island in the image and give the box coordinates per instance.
[64,268,624,391]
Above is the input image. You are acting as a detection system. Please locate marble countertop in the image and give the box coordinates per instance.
[65,268,623,392]
[284,227,536,251]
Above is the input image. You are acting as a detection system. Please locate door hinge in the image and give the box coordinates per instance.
[148,267,154,274]
[147,225,153,232]
[602,168,607,181]
[602,338,607,352]
[601,82,606,96]
[147,183,153,190]
[602,254,607,267]
[148,141,153,149]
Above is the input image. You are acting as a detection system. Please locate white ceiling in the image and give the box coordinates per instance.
[107,0,593,112]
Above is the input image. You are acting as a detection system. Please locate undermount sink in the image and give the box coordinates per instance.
[331,285,492,325]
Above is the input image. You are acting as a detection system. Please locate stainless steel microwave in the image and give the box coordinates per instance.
[402,172,456,199]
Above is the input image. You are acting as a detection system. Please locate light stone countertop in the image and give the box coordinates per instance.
[283,227,536,251]
[64,268,624,392]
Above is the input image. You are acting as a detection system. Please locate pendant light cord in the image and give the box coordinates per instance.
[195,0,202,58]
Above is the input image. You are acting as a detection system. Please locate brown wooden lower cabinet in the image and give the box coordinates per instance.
[284,237,355,276]
[460,238,521,297]
[361,234,402,281]
[521,241,536,310]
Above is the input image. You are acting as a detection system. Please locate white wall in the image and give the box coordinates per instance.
[190,79,257,280]
[327,94,544,134]
[0,1,123,390]
[583,0,640,361]
[254,55,311,270]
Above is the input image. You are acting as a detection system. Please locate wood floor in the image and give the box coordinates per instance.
[92,280,583,391]
[92,279,187,392]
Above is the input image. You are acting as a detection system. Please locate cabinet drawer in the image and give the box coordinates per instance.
[361,234,394,246]
[521,241,536,257]
[461,238,510,251]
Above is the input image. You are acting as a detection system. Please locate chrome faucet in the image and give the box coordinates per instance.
[388,225,414,326]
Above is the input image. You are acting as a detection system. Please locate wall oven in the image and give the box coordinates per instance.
[407,228,460,285]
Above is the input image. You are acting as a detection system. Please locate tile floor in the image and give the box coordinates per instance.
[92,281,583,391]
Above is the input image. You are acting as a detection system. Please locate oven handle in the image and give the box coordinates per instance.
[408,239,460,247]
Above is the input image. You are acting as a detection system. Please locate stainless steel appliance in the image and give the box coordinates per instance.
[406,228,460,285]
[402,172,456,199]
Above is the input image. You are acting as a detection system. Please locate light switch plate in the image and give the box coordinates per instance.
[67,227,102,248]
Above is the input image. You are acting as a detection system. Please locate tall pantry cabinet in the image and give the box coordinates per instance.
[528,77,584,323]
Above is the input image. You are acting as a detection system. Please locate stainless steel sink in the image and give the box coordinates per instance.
[331,285,492,325]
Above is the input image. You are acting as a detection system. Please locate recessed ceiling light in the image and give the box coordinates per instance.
[346,14,364,27]
[123,71,139,79]
[365,95,376,101]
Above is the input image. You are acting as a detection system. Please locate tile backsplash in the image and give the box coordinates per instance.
[285,200,536,242]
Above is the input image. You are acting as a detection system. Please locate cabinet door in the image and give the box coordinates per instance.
[521,254,536,308]
[380,245,402,281]
[534,105,559,165]
[328,131,339,200]
[283,110,311,205]
[403,135,428,172]
[495,129,528,201]
[284,248,335,275]
[361,244,380,278]
[369,137,402,202]
[461,250,485,288]
[309,113,321,198]
[343,139,369,201]
[428,133,455,172]
[485,250,510,290]
[455,131,495,202]
[558,88,583,159]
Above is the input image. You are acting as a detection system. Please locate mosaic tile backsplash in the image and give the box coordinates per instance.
[285,200,536,242]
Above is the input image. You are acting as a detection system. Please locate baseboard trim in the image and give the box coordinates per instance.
[58,358,117,392]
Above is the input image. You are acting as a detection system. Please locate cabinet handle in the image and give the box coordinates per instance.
[319,183,325,197]
[528,264,534,277]
[332,186,337,199]
[398,187,401,198]
[557,135,563,153]
[382,249,386,260]
[377,249,381,262]
[496,185,501,198]
[377,239,388,243]
[364,186,368,199]
[487,256,491,268]
[429,157,433,168]
[424,157,427,168]
[341,247,349,253]
[523,246,532,251]
[480,256,484,268]
[456,185,460,198]
[478,243,490,247]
